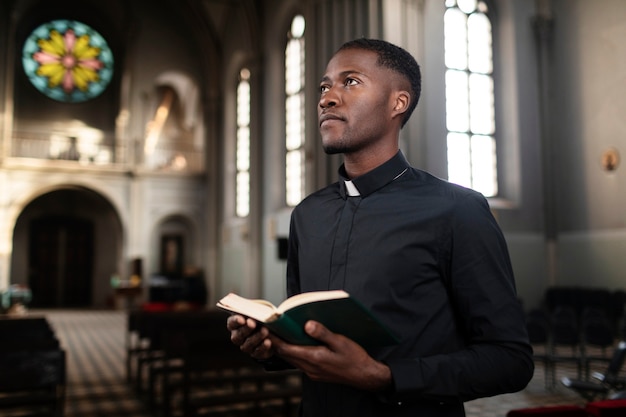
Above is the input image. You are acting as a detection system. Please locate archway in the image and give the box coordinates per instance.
[11,186,123,308]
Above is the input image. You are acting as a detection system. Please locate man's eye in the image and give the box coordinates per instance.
[320,85,329,93]
[345,78,358,86]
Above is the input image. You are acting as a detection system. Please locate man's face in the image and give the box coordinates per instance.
[318,48,398,155]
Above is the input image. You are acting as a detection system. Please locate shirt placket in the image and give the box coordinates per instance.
[328,196,361,290]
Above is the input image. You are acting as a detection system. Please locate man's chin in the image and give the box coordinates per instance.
[323,145,344,155]
[322,140,349,155]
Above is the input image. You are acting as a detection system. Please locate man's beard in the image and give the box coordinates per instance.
[322,136,355,155]
[322,144,345,155]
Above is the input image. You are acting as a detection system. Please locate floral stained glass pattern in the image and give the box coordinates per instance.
[22,20,114,103]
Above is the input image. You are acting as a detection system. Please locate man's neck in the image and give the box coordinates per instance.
[342,146,399,179]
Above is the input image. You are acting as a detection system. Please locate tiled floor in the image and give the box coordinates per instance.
[39,309,613,417]
[45,309,152,417]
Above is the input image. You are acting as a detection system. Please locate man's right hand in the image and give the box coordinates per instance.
[226,314,275,360]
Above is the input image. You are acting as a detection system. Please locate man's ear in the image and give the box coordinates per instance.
[392,90,410,117]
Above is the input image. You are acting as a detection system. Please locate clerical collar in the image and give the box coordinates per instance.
[338,151,411,198]
[344,180,360,196]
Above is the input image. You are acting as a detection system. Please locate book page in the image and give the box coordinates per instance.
[217,293,279,322]
[277,290,349,313]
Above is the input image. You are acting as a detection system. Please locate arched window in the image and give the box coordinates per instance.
[285,15,306,207]
[144,72,204,172]
[236,68,251,218]
[444,0,497,197]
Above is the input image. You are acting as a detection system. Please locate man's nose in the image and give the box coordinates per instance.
[319,89,339,109]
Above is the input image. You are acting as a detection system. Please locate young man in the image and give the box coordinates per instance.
[228,38,533,417]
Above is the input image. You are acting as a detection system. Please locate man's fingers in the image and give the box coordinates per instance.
[227,315,258,346]
[226,315,275,360]
[304,320,336,346]
[226,314,246,330]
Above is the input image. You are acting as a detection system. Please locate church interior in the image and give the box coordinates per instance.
[1,0,626,416]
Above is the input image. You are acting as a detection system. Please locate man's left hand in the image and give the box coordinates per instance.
[271,320,392,392]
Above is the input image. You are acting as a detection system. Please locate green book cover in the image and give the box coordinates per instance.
[218,291,399,347]
[265,297,399,346]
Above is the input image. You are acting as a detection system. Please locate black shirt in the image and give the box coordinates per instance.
[287,151,533,417]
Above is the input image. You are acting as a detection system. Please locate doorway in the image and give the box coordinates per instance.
[11,186,122,308]
[28,216,94,307]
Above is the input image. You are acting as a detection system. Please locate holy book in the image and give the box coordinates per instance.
[217,290,398,346]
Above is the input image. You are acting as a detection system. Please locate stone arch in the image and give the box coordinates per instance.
[10,185,123,308]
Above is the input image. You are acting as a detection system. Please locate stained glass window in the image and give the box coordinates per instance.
[22,20,114,103]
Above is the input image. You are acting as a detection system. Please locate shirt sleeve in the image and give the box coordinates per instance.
[384,192,534,403]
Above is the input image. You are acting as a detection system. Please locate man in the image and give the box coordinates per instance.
[228,38,534,417]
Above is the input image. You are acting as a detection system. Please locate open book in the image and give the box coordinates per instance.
[217,290,398,346]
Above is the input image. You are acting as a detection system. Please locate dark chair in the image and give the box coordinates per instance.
[610,290,626,316]
[546,287,581,316]
[0,349,66,417]
[585,289,613,316]
[562,340,626,401]
[146,310,237,414]
[581,308,615,379]
[0,316,56,344]
[128,310,176,393]
[125,309,159,384]
[0,316,65,417]
[550,306,583,383]
[610,290,626,339]
[526,309,553,387]
[185,365,302,417]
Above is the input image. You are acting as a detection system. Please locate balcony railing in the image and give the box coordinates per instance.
[6,131,204,173]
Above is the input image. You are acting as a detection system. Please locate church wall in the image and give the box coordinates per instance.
[135,175,207,281]
[481,0,548,307]
[123,2,205,144]
[258,0,305,305]
[546,0,626,292]
[215,1,261,302]
[481,0,626,307]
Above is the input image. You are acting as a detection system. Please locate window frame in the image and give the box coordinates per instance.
[235,68,252,218]
[284,14,306,208]
[444,0,499,198]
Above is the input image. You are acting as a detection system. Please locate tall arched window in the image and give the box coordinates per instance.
[444,0,497,197]
[285,15,306,207]
[236,68,251,218]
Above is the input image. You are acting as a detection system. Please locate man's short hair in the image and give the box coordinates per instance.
[337,38,421,128]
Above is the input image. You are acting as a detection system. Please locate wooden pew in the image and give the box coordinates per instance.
[0,316,66,417]
[183,369,302,417]
[155,311,301,417]
[126,310,230,397]
[126,309,301,417]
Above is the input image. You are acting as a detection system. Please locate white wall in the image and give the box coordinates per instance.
[547,0,626,294]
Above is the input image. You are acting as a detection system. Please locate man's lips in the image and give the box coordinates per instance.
[319,113,344,127]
